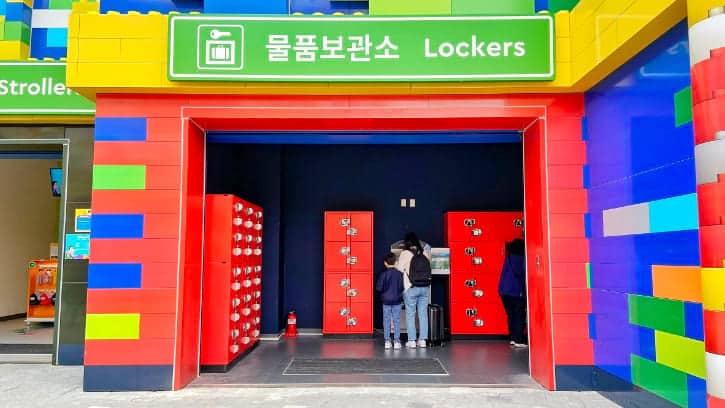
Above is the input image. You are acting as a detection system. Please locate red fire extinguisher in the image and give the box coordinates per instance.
[285,311,298,338]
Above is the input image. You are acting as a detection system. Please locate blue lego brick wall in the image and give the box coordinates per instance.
[585,21,706,407]
[100,0,202,13]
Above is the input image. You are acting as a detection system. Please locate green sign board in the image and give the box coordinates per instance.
[0,63,95,115]
[168,15,554,82]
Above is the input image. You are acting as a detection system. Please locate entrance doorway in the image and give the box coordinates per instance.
[197,135,530,386]
[0,140,68,363]
[85,93,587,391]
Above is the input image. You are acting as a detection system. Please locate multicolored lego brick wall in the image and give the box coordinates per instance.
[84,106,205,391]
[98,0,548,15]
[689,6,725,407]
[0,0,98,59]
[585,21,707,407]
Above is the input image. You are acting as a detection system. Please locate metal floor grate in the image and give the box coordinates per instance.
[283,358,448,375]
[0,344,52,354]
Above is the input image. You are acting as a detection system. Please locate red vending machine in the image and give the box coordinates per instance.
[323,211,373,335]
[445,211,523,335]
[201,194,263,371]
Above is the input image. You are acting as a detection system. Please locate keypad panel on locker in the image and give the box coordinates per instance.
[445,211,523,336]
[201,194,263,370]
[323,211,373,335]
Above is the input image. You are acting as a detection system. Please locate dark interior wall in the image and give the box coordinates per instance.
[206,139,524,332]
[206,145,284,334]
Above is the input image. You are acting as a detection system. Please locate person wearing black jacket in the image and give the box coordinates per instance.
[376,252,404,350]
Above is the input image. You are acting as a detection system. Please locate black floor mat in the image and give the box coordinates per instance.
[0,344,52,354]
[284,358,447,375]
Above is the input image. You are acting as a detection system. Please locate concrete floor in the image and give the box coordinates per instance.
[194,336,535,387]
[0,318,53,344]
[0,364,621,407]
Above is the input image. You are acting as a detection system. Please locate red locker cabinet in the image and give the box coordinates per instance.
[445,211,523,336]
[201,194,263,371]
[323,211,373,335]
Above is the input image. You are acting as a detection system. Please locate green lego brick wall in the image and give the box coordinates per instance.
[369,0,451,16]
[452,0,535,15]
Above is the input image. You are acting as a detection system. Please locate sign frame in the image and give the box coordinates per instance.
[168,15,555,82]
[0,62,95,115]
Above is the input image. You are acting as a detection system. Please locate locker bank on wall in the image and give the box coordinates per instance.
[2,0,724,406]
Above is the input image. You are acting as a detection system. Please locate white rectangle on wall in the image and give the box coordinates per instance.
[603,203,650,237]
[31,9,72,29]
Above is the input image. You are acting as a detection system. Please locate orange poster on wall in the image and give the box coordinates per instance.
[27,260,57,321]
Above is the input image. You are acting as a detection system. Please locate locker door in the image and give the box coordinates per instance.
[325,272,350,304]
[349,212,373,242]
[347,273,372,304]
[475,301,509,335]
[470,242,506,276]
[348,241,372,273]
[347,302,372,333]
[324,242,352,271]
[449,242,474,274]
[450,302,486,335]
[450,271,489,304]
[476,212,524,242]
[325,212,351,243]
[445,212,484,243]
[323,302,350,334]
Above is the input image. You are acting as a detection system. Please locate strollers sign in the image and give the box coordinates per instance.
[168,15,554,82]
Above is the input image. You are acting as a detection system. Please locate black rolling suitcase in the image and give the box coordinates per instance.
[428,304,445,346]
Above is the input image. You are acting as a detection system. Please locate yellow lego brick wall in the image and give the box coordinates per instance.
[66,0,689,97]
[687,0,724,26]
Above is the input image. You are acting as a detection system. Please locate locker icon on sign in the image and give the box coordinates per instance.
[197,25,244,70]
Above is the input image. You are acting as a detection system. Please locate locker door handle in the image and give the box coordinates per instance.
[463,218,476,227]
[340,246,351,255]
[347,317,358,326]
[472,257,483,265]
[464,247,476,256]
[346,228,358,236]
[339,279,350,287]
[464,279,477,288]
[347,288,358,297]
[339,218,351,227]
[472,289,484,298]
[465,308,478,317]
[339,308,350,316]
[346,256,358,265]
[471,228,483,237]
[473,319,485,327]
[514,218,524,227]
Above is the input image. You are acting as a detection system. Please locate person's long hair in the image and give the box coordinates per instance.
[403,232,423,255]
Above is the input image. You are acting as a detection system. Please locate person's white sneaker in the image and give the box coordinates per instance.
[384,341,392,349]
[417,340,427,348]
[512,343,529,349]
[405,341,417,348]
[393,342,402,350]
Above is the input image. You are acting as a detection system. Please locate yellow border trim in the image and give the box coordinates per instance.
[63,0,686,99]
